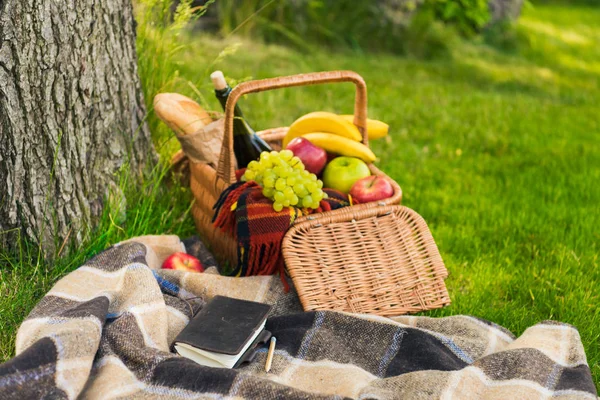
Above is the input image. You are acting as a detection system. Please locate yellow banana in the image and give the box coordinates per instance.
[340,115,389,139]
[283,112,362,148]
[301,132,376,163]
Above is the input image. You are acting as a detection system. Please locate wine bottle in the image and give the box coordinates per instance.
[211,71,271,169]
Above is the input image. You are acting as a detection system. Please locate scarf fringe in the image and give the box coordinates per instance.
[213,181,255,236]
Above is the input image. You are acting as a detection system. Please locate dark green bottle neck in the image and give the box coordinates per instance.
[215,86,247,119]
[215,87,254,136]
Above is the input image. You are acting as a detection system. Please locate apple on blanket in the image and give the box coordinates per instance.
[162,252,204,273]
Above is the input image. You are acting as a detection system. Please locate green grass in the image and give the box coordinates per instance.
[1,1,599,391]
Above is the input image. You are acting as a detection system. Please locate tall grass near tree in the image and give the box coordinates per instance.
[135,0,208,158]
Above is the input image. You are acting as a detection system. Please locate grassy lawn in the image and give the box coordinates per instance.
[2,1,599,390]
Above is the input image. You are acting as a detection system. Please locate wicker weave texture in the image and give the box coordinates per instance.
[282,205,450,316]
[189,162,237,266]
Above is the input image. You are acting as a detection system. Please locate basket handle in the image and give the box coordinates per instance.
[216,70,368,184]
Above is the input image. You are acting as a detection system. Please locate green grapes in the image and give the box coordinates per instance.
[302,195,313,208]
[242,150,326,212]
[275,178,287,191]
[274,191,285,203]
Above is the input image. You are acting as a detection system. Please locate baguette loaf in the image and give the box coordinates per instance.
[154,93,212,136]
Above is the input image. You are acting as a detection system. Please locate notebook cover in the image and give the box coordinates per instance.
[173,295,272,355]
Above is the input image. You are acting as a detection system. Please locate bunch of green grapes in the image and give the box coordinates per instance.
[243,150,327,212]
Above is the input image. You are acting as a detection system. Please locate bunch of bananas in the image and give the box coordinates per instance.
[282,112,388,163]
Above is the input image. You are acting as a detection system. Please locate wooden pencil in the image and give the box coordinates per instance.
[265,337,276,373]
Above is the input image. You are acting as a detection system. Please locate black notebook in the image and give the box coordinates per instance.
[172,295,272,368]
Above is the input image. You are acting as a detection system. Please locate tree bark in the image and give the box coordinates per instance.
[0,0,155,252]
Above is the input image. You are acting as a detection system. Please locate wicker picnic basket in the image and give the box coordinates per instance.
[187,70,449,316]
[189,70,402,267]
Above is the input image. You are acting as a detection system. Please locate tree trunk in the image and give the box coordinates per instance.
[0,0,155,253]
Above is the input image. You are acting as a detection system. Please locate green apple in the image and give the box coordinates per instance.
[322,156,371,194]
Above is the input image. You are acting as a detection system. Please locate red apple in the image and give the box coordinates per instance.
[285,137,327,175]
[162,252,204,273]
[349,175,394,203]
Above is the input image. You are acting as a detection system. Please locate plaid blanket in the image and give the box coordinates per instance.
[0,236,596,399]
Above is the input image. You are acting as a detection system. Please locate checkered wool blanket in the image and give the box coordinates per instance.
[0,235,596,399]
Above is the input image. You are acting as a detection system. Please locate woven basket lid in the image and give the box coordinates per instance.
[282,204,450,317]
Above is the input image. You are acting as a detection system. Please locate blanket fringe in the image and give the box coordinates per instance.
[213,181,255,236]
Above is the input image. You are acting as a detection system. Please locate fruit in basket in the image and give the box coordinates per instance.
[322,157,371,194]
[282,112,362,148]
[162,252,204,273]
[349,176,394,203]
[243,150,327,211]
[285,137,327,175]
[301,133,376,163]
[339,115,389,139]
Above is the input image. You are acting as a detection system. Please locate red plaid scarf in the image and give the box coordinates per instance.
[212,181,352,290]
